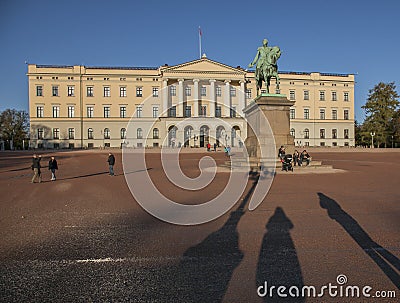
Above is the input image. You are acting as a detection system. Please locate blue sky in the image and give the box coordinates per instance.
[1,0,399,121]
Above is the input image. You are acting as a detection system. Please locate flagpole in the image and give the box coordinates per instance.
[199,26,202,59]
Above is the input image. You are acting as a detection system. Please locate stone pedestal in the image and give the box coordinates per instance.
[243,94,295,166]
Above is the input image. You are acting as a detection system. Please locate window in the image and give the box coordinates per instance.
[332,129,337,139]
[121,128,126,139]
[319,91,325,101]
[344,129,349,139]
[303,90,309,100]
[52,106,60,118]
[152,87,159,97]
[68,106,75,118]
[290,108,295,119]
[320,129,325,139]
[290,128,295,137]
[88,128,93,139]
[120,87,126,97]
[169,106,177,117]
[53,128,59,139]
[169,86,176,96]
[289,90,295,100]
[246,89,252,99]
[320,109,325,120]
[36,86,43,96]
[303,108,310,119]
[153,128,159,139]
[104,106,110,118]
[87,86,94,97]
[68,128,75,139]
[215,106,221,117]
[87,106,94,118]
[104,128,110,139]
[185,86,191,96]
[201,86,207,97]
[136,106,142,118]
[344,92,349,101]
[344,109,349,120]
[104,86,110,97]
[118,106,126,118]
[200,105,207,116]
[184,106,191,118]
[36,106,44,118]
[216,86,222,97]
[52,86,59,97]
[332,109,338,120]
[332,91,337,101]
[152,106,159,118]
[136,87,143,97]
[37,128,44,139]
[230,87,236,97]
[230,106,237,118]
[67,86,75,97]
[137,128,143,139]
[304,128,309,139]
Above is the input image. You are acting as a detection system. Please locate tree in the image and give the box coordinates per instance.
[0,109,29,150]
[362,82,399,147]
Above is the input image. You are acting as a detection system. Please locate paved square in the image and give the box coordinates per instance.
[0,150,399,302]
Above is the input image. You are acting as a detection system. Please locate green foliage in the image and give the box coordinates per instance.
[0,109,29,149]
[361,82,399,147]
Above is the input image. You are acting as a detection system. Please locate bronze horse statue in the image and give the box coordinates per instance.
[249,39,282,95]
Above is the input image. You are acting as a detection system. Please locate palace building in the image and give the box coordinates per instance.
[28,56,355,149]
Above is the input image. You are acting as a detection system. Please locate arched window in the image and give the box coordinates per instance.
[304,128,309,139]
[121,128,126,139]
[290,128,295,137]
[137,128,143,139]
[88,128,93,139]
[104,128,110,139]
[153,128,159,139]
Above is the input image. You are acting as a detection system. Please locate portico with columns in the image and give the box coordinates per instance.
[157,56,248,147]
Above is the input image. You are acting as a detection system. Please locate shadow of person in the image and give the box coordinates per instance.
[154,175,260,303]
[257,207,304,302]
[318,192,400,290]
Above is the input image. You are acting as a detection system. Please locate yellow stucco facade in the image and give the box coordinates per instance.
[28,57,355,149]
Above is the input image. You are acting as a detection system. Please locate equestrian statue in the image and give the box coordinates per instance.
[248,38,281,95]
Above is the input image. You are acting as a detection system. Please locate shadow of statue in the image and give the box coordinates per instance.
[257,207,304,302]
[318,192,400,290]
[153,175,260,302]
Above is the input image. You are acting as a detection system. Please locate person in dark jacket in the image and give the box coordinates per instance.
[31,154,42,183]
[48,156,58,181]
[107,153,115,176]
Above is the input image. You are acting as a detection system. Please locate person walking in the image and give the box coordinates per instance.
[107,153,115,176]
[213,142,217,152]
[31,154,42,183]
[48,156,58,181]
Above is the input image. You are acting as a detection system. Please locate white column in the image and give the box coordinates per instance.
[224,80,231,117]
[239,80,245,116]
[178,79,184,117]
[209,79,216,117]
[193,79,199,117]
[162,78,169,117]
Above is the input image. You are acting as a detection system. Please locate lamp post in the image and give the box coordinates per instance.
[370,132,375,148]
[391,135,394,148]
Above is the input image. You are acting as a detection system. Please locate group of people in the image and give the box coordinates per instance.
[31,154,58,183]
[278,146,311,167]
[31,152,116,183]
[206,142,218,152]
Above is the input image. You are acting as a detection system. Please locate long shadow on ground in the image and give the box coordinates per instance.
[319,192,400,290]
[256,207,305,302]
